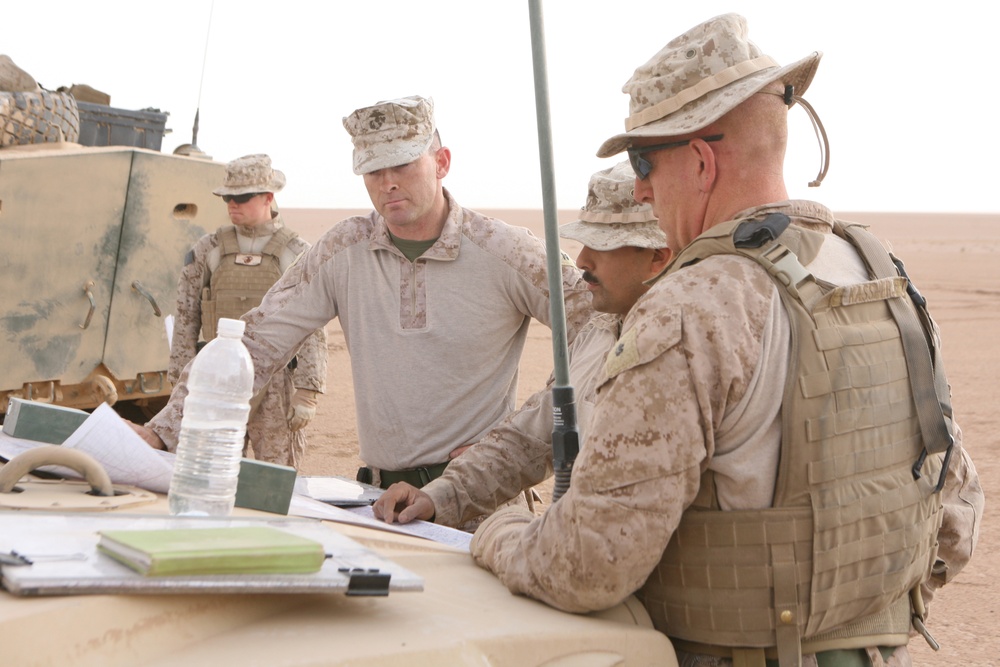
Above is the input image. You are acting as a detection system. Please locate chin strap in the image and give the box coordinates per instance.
[764,84,830,188]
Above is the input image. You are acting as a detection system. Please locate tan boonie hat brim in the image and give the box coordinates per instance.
[597,13,821,158]
[560,220,666,251]
[213,153,286,196]
[559,160,667,250]
[343,95,435,175]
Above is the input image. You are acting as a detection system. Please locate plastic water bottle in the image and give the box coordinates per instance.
[168,317,254,516]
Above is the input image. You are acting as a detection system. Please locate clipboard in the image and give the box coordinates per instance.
[0,511,423,597]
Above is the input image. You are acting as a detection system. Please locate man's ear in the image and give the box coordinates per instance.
[435,146,452,179]
[648,247,672,277]
[690,138,717,193]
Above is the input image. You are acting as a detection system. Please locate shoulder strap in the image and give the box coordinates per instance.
[839,223,954,490]
[262,227,297,258]
[216,225,240,256]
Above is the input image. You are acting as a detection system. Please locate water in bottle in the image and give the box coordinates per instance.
[168,317,254,516]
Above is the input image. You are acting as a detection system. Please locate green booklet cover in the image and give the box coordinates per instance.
[97,526,326,576]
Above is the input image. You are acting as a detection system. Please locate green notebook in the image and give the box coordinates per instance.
[97,526,326,576]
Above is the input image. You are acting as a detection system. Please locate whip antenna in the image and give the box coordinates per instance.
[174,0,214,158]
[528,0,579,503]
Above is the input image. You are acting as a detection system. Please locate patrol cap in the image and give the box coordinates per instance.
[213,154,286,196]
[343,95,436,175]
[597,13,821,157]
[559,161,667,251]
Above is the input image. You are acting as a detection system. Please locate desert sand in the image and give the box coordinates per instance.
[284,207,999,664]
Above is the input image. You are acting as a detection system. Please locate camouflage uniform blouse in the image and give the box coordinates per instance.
[470,200,982,619]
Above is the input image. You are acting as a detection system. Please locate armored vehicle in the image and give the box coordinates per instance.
[0,84,227,419]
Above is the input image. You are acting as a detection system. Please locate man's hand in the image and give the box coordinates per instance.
[127,421,167,451]
[372,482,436,524]
[287,389,319,431]
[449,443,473,459]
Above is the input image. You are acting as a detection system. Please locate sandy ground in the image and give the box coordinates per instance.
[284,207,999,665]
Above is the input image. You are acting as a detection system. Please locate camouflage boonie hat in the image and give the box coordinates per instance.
[213,154,286,196]
[343,95,435,175]
[597,13,821,157]
[559,161,667,251]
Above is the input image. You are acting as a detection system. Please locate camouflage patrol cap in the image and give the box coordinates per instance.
[213,154,286,196]
[559,161,667,251]
[343,95,436,175]
[597,13,822,157]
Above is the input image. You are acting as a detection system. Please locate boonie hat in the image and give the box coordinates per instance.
[343,95,436,175]
[597,13,821,158]
[213,154,286,196]
[559,161,667,251]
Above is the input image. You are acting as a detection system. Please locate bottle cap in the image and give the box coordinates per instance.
[217,318,246,338]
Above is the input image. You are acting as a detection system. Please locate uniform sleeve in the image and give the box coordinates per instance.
[242,235,340,398]
[425,378,555,527]
[150,238,211,450]
[275,235,327,394]
[500,226,594,344]
[471,260,776,612]
[167,239,211,386]
[150,224,354,449]
[469,337,706,612]
[426,317,618,527]
[291,326,328,394]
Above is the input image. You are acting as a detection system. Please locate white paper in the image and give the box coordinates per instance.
[347,505,473,551]
[0,403,175,493]
[164,314,175,352]
[289,494,472,552]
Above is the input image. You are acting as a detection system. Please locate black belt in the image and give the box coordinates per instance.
[357,461,449,489]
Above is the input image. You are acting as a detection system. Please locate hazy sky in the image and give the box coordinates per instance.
[6,1,997,213]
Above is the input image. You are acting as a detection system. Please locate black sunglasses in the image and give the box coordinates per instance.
[221,192,262,204]
[627,134,724,180]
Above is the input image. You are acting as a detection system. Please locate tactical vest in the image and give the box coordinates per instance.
[200,225,296,341]
[638,214,954,667]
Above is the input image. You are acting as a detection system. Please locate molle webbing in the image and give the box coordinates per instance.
[200,226,295,341]
[840,225,955,487]
[640,217,946,665]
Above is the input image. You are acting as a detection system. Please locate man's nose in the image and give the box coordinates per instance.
[633,176,654,204]
[375,171,398,192]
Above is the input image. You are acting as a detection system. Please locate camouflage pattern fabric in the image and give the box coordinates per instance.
[159,213,326,467]
[213,153,286,196]
[558,161,666,251]
[151,189,593,474]
[598,12,821,157]
[425,313,622,528]
[343,95,435,175]
[470,200,982,657]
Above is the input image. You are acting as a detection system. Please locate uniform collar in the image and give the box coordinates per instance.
[727,200,835,232]
[234,211,283,238]
[370,189,463,261]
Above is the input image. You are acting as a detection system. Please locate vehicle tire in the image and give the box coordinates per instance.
[0,89,80,147]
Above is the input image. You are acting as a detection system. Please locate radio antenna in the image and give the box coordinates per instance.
[174,0,215,158]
